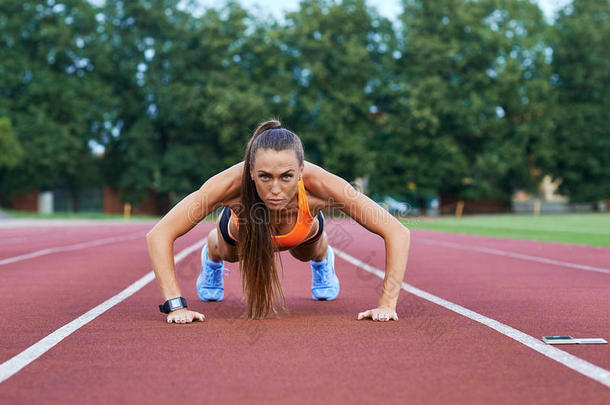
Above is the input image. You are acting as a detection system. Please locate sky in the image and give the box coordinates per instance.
[184,0,573,23]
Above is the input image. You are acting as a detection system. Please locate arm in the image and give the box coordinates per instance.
[304,163,411,316]
[146,162,243,305]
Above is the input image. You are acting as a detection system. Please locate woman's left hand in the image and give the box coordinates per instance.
[357,307,398,321]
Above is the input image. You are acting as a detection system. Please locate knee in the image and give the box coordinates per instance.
[224,255,239,263]
[206,228,220,259]
[314,232,329,260]
[210,225,240,262]
[289,250,310,262]
[207,228,218,247]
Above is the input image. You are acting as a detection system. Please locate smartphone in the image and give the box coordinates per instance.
[542,336,576,344]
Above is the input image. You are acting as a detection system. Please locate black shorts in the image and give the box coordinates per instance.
[218,206,324,247]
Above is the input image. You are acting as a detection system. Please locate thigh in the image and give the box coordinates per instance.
[289,230,327,262]
[215,208,240,263]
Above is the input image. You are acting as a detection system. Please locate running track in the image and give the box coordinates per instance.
[0,218,608,404]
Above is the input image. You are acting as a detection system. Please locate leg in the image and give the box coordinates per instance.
[289,210,328,262]
[289,231,328,262]
[197,209,238,302]
[208,225,239,263]
[290,231,339,301]
[206,209,239,263]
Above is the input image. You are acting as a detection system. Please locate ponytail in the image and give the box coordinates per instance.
[237,119,297,319]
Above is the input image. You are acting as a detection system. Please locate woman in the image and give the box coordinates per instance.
[146,120,410,323]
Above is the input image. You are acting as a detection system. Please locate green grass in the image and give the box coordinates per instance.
[400,213,610,248]
[2,209,160,221]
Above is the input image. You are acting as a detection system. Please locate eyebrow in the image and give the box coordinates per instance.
[257,170,295,175]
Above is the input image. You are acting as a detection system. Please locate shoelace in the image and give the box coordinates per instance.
[312,261,330,285]
[205,265,231,285]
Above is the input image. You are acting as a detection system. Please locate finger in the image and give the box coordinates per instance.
[392,313,399,321]
[197,313,206,322]
[357,310,371,320]
[167,318,172,323]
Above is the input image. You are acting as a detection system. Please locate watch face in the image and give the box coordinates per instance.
[169,298,181,310]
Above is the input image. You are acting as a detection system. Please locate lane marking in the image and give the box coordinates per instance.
[333,247,610,388]
[0,232,146,267]
[418,238,610,275]
[0,237,207,384]
[417,222,610,235]
[0,219,155,228]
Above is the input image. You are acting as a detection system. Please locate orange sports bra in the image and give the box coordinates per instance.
[228,178,317,247]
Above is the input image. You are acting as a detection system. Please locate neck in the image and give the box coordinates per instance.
[268,193,298,222]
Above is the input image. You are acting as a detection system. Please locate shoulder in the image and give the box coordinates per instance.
[200,161,244,207]
[302,161,352,208]
[302,161,406,238]
[301,161,325,196]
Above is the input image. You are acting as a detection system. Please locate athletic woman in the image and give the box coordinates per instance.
[146,120,411,323]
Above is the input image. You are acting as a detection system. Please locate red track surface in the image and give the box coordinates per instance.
[0,219,608,404]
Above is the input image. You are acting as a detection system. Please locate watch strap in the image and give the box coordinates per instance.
[159,297,187,313]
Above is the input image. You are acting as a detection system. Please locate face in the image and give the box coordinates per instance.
[249,148,304,211]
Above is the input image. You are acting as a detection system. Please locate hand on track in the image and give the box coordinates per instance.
[357,307,398,321]
[166,308,206,324]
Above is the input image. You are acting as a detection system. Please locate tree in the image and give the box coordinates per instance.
[0,118,22,168]
[97,1,276,208]
[0,0,111,210]
[546,0,610,202]
[278,0,384,179]
[370,0,553,206]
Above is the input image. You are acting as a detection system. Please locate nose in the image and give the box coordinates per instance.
[271,180,282,195]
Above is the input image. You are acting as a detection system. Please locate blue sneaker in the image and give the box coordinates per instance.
[196,243,230,301]
[310,245,339,300]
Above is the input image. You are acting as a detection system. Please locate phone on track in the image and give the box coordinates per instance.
[542,336,608,344]
[542,336,576,344]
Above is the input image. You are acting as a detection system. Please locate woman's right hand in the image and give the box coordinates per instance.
[166,308,206,324]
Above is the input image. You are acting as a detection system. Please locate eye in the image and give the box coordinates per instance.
[260,174,270,180]
[283,174,293,180]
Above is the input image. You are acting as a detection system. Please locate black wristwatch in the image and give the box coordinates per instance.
[159,297,187,313]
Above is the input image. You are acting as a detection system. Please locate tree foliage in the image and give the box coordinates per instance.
[369,0,554,203]
[0,0,606,211]
[0,0,109,208]
[0,118,23,169]
[546,0,610,202]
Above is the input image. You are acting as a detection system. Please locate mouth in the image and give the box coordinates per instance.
[268,199,283,205]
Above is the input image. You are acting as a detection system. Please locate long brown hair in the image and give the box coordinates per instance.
[237,119,305,319]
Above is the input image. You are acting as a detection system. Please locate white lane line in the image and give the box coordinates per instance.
[418,238,610,275]
[333,247,610,388]
[0,237,207,384]
[421,222,610,235]
[0,232,145,267]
